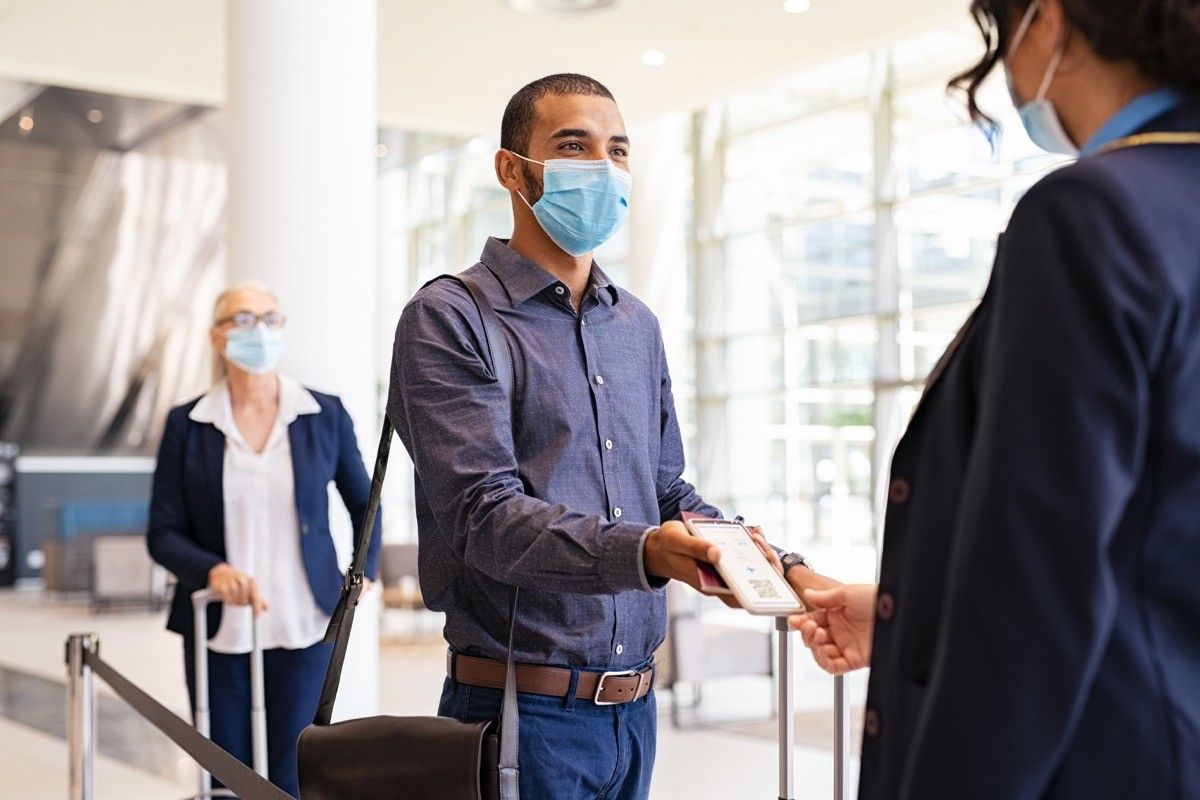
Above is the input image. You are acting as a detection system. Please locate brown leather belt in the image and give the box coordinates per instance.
[449,654,655,706]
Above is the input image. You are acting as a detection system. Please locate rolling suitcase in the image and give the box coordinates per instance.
[190,589,268,799]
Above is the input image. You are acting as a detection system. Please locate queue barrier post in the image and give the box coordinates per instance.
[776,616,796,800]
[65,633,98,800]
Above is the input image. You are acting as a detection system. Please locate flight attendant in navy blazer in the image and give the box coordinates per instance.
[787,1,1200,798]
[147,282,381,798]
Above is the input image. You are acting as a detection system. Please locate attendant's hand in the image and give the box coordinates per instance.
[789,583,877,675]
[207,563,269,616]
[644,520,722,593]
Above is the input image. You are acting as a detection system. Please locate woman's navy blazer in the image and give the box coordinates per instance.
[861,104,1200,799]
[146,388,381,642]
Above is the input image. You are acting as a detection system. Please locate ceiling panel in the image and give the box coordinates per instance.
[0,0,964,135]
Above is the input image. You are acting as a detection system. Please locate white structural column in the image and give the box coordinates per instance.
[226,0,381,721]
[626,115,691,370]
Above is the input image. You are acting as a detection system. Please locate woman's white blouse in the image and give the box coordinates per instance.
[189,375,330,654]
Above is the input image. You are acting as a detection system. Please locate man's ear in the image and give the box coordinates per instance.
[495,149,523,193]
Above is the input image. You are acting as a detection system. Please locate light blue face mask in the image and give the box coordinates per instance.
[1005,0,1078,156]
[511,152,633,257]
[224,324,285,375]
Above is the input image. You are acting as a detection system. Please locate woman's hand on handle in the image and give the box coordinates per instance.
[207,563,269,616]
[789,583,877,675]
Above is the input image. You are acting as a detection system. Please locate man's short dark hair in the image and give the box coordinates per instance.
[500,73,615,155]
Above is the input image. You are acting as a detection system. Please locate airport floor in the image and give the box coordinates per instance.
[0,588,863,800]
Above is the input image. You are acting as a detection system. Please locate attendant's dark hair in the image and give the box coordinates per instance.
[500,73,614,155]
[949,0,1200,135]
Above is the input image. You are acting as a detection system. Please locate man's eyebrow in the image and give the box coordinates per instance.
[551,128,591,139]
[609,134,630,145]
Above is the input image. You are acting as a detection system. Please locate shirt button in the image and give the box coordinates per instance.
[554,286,565,296]
[615,644,624,655]
[605,439,614,450]
[864,707,881,737]
[876,592,895,621]
[595,375,604,385]
[301,523,310,535]
[580,318,587,326]
[613,507,622,518]
[888,478,911,504]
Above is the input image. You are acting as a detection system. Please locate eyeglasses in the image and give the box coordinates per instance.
[216,310,287,329]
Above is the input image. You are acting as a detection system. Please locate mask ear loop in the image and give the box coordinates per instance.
[1036,44,1065,102]
[1008,0,1039,59]
[506,150,543,210]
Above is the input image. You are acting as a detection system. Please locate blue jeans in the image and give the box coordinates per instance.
[438,670,657,800]
[184,639,333,799]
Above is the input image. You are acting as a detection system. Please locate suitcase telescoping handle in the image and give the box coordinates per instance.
[192,589,268,798]
[775,589,849,799]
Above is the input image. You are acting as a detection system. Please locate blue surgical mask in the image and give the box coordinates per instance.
[1005,1,1078,156]
[510,152,632,257]
[224,324,285,375]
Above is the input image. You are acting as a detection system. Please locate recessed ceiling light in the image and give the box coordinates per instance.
[17,114,33,132]
[783,0,811,13]
[86,109,103,124]
[508,0,615,13]
[641,49,667,67]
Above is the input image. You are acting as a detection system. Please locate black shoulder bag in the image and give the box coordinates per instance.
[297,272,520,800]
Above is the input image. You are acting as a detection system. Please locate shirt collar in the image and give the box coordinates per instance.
[479,237,620,308]
[188,374,320,441]
[1080,87,1189,157]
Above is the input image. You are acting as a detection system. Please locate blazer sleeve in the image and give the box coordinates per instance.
[332,398,382,581]
[897,171,1175,799]
[145,410,224,587]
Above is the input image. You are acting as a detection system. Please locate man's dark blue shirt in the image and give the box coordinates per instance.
[387,237,719,668]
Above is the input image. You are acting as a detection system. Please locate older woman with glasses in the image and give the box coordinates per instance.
[147,282,381,798]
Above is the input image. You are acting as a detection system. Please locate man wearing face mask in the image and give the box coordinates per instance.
[147,282,381,798]
[781,1,1200,798]
[387,74,726,797]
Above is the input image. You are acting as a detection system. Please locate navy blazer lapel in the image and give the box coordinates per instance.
[289,412,316,508]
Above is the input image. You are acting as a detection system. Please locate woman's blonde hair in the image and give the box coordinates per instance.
[209,281,279,385]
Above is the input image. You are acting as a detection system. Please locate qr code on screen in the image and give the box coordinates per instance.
[748,578,781,599]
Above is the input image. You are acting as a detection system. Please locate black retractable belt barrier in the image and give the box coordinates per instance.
[80,647,290,800]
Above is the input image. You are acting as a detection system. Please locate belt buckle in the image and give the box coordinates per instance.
[593,669,641,706]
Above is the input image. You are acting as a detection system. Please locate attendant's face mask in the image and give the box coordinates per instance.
[224,323,285,375]
[1005,0,1078,156]
[509,152,633,257]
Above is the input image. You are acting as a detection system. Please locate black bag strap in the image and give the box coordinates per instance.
[313,270,521,797]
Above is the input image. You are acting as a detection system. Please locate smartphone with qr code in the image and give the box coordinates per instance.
[685,519,806,615]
